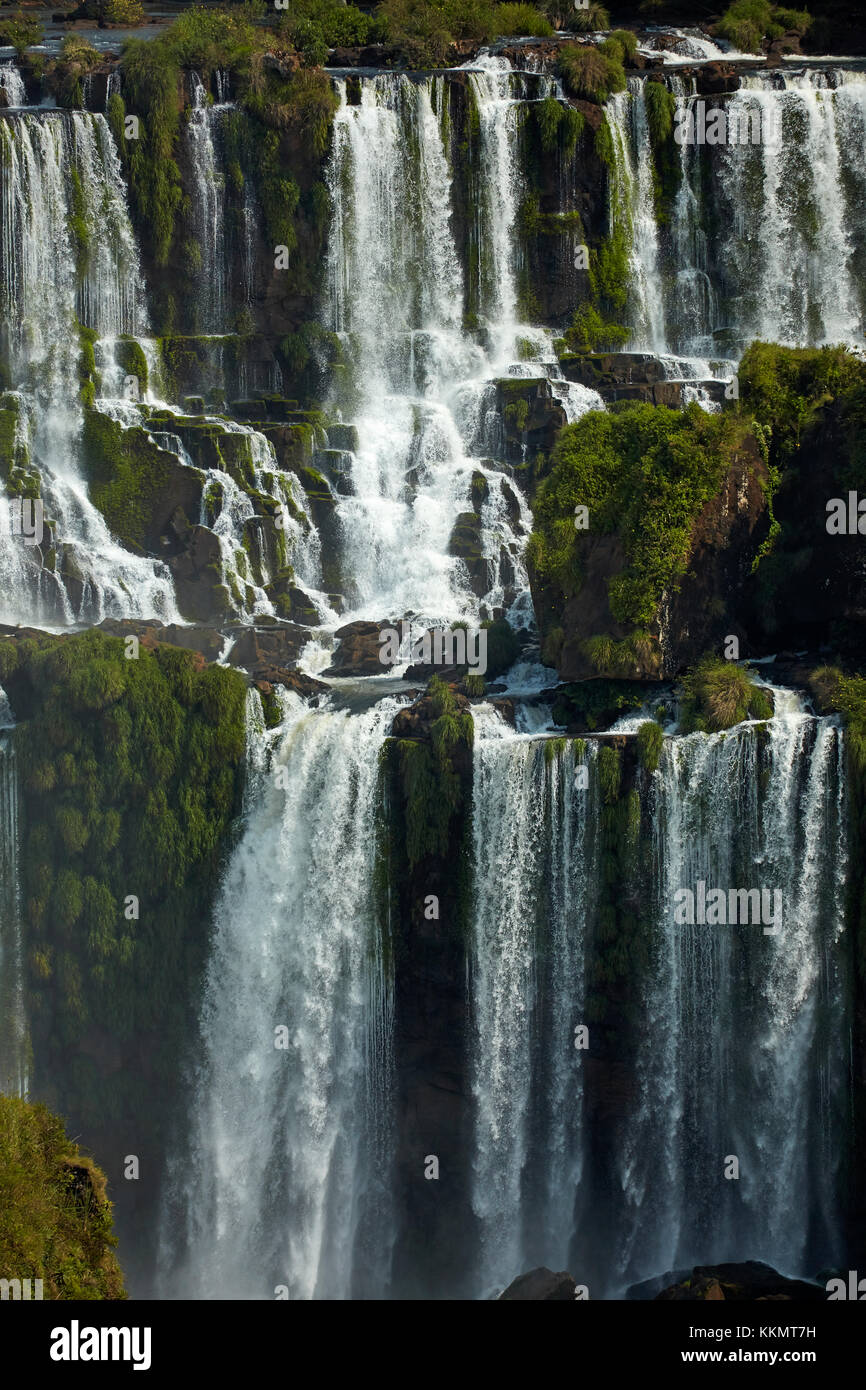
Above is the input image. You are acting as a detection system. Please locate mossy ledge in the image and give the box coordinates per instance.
[0,1094,125,1300]
[0,630,246,1160]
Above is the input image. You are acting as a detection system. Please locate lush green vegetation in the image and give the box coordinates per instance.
[679,656,774,733]
[716,0,811,53]
[103,0,145,21]
[0,631,246,1127]
[376,0,554,67]
[67,0,145,22]
[49,36,104,110]
[636,718,664,771]
[115,5,336,273]
[81,409,182,552]
[0,12,42,56]
[811,667,866,776]
[557,43,626,103]
[528,403,750,630]
[551,680,647,731]
[737,344,866,629]
[739,341,865,462]
[0,1096,125,1300]
[534,96,585,155]
[644,79,680,219]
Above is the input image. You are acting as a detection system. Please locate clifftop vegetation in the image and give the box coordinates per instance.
[0,630,246,1130]
[0,1095,125,1300]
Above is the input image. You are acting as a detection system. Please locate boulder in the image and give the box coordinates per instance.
[499,1267,577,1301]
[227,622,310,671]
[251,665,329,701]
[325,619,395,677]
[166,525,230,625]
[391,688,471,741]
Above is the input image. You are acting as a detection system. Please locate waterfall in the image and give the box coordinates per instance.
[0,63,25,109]
[324,68,600,625]
[159,690,398,1300]
[469,710,598,1295]
[187,74,227,334]
[0,688,28,1097]
[615,692,849,1290]
[185,72,255,334]
[0,112,179,625]
[468,689,850,1296]
[710,70,866,348]
[466,56,523,360]
[606,84,668,354]
[608,68,866,355]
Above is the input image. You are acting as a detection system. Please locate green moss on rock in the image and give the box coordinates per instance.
[0,630,246,1128]
[0,1095,126,1300]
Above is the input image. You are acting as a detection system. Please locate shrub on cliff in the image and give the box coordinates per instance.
[494,4,554,37]
[102,0,145,22]
[51,36,104,110]
[279,0,373,50]
[568,2,610,32]
[636,718,664,772]
[529,403,748,629]
[679,656,774,733]
[0,1095,125,1300]
[738,341,861,459]
[716,0,812,53]
[810,666,866,773]
[600,29,638,64]
[0,13,42,56]
[376,0,553,67]
[557,43,626,102]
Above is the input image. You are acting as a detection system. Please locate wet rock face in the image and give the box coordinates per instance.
[559,353,728,408]
[252,665,328,700]
[497,378,568,464]
[227,622,310,671]
[165,524,228,625]
[323,619,401,677]
[498,1267,577,1301]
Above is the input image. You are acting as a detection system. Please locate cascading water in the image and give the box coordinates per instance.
[470,708,598,1295]
[0,112,179,624]
[1,30,855,1307]
[185,71,255,336]
[606,83,667,355]
[187,73,227,334]
[159,689,398,1300]
[0,63,25,109]
[468,689,850,1297]
[324,66,601,625]
[615,690,849,1291]
[614,68,866,355]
